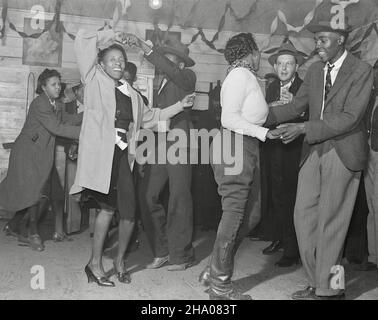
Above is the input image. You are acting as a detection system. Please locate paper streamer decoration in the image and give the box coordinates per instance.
[277,0,324,34]
[0,0,8,39]
[112,0,131,28]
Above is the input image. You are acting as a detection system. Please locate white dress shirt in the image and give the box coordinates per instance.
[320,50,348,119]
[221,67,269,141]
[280,77,295,100]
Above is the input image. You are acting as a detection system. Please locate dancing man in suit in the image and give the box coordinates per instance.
[132,36,197,271]
[266,21,373,299]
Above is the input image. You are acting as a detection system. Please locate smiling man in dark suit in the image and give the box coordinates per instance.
[260,42,307,267]
[266,21,373,299]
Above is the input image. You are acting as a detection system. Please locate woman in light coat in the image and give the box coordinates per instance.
[72,29,194,287]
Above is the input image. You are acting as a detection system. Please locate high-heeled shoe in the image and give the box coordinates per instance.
[113,261,131,284]
[84,265,115,287]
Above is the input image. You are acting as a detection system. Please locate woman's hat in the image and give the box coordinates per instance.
[156,38,195,67]
[268,42,306,66]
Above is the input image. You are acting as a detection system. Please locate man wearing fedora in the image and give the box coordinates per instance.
[260,42,307,267]
[265,21,373,299]
[132,36,196,271]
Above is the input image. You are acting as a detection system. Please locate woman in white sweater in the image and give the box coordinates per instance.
[199,33,277,300]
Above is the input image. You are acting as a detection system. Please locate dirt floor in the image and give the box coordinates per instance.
[0,219,377,300]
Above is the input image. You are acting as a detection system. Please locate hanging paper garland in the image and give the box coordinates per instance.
[0,0,8,39]
[0,0,375,60]
[7,0,60,39]
[112,0,131,28]
[155,1,259,54]
[9,18,56,39]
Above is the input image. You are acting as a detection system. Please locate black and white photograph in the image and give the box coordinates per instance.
[0,0,377,305]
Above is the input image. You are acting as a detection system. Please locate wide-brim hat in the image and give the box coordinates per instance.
[64,81,83,101]
[156,39,195,67]
[306,20,351,37]
[268,42,306,66]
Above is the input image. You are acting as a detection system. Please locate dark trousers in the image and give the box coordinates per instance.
[259,138,302,258]
[344,176,369,263]
[139,148,194,264]
[209,130,261,292]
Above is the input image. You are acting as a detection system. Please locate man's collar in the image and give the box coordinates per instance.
[117,79,130,97]
[280,75,296,88]
[325,50,348,70]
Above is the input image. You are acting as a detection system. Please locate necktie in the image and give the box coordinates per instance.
[371,99,378,151]
[158,77,168,95]
[324,64,334,101]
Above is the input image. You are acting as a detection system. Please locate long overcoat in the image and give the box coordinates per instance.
[0,94,80,211]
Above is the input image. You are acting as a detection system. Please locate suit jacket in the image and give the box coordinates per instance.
[265,52,373,171]
[266,73,303,104]
[364,88,378,149]
[145,50,196,134]
[0,94,80,211]
[56,100,83,153]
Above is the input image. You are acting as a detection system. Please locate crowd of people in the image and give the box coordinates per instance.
[0,18,377,300]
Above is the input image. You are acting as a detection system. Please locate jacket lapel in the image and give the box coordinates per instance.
[313,66,325,119]
[158,78,170,96]
[128,83,141,130]
[325,53,355,105]
[289,74,303,95]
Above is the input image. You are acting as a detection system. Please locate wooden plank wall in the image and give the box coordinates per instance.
[0,8,320,181]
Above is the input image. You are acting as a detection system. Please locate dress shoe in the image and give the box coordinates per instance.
[146,255,169,269]
[315,293,345,300]
[275,256,300,267]
[352,261,377,271]
[28,234,44,252]
[262,240,282,255]
[168,258,195,271]
[85,265,115,287]
[126,239,140,254]
[208,287,252,300]
[291,286,316,300]
[3,223,19,237]
[198,267,210,287]
[112,261,131,284]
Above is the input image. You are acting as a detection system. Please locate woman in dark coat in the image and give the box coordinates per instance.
[0,69,81,251]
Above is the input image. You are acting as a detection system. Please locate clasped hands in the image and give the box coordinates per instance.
[268,92,294,107]
[114,31,144,48]
[181,93,196,109]
[266,123,306,144]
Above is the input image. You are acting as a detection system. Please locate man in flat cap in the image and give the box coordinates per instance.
[266,20,373,299]
[260,42,307,267]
